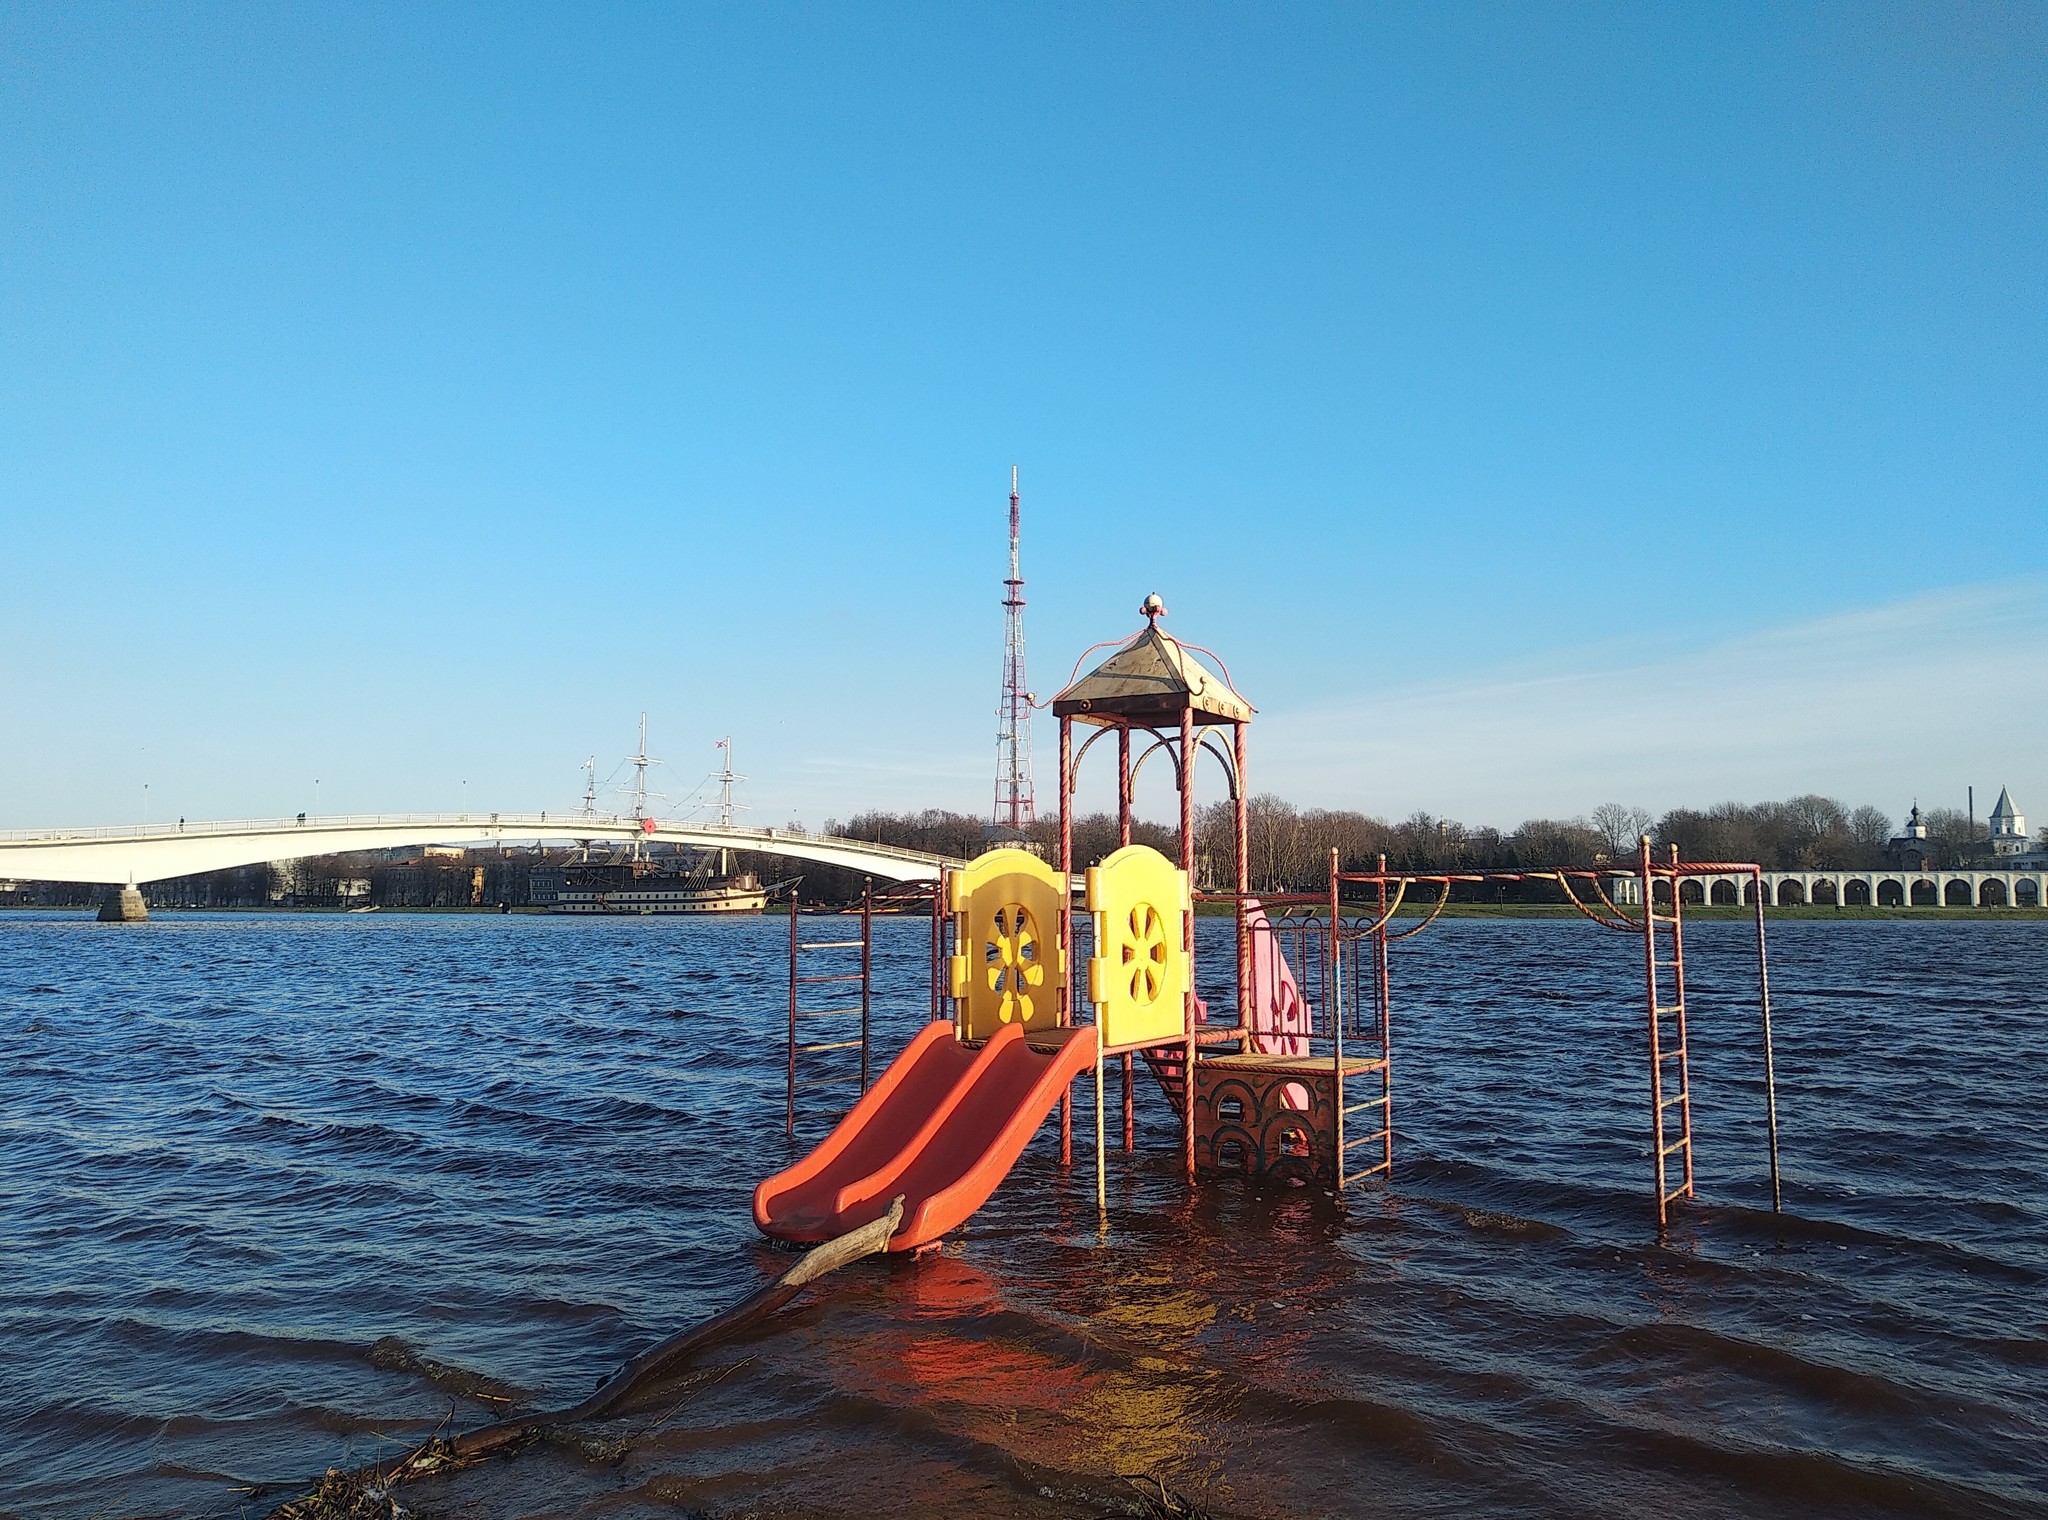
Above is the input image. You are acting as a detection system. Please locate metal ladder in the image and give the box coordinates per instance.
[1338,916,1394,1187]
[1644,878,1695,1228]
[785,881,873,1136]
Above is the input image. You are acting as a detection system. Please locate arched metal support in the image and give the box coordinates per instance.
[1067,724,1118,789]
[1128,730,1182,792]
[1198,729,1240,800]
[1384,880,1452,941]
[1553,872,1641,933]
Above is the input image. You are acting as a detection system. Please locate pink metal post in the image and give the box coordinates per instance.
[1328,847,1344,1180]
[785,884,799,1137]
[1118,721,1135,1149]
[1058,714,1074,1167]
[1180,706,1197,1182]
[1235,723,1251,1040]
[1751,864,1783,1212]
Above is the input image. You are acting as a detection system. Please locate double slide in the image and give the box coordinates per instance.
[754,1020,1098,1253]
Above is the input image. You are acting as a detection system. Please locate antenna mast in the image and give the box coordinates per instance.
[994,466,1036,834]
[581,757,597,818]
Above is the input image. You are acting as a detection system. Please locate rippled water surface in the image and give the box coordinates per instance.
[2,911,2045,1518]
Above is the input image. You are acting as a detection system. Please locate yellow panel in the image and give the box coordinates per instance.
[1085,845,1190,1050]
[951,847,1067,1041]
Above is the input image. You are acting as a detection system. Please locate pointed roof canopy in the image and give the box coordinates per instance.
[1990,786,2019,821]
[1051,602,1253,728]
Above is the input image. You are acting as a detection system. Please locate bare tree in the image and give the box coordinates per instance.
[1511,817,1605,868]
[1591,803,1653,860]
[1847,805,1892,865]
[1920,807,1981,868]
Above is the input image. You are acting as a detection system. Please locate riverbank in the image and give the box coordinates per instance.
[1193,899,2048,921]
[9,902,2047,922]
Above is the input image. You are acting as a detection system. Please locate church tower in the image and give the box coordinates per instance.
[1989,787,2027,857]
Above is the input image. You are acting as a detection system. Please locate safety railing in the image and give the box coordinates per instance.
[1321,847,1779,1228]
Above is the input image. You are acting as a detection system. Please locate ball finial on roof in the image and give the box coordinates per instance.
[1140,592,1167,625]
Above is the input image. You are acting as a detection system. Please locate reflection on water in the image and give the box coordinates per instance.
[0,913,2044,1518]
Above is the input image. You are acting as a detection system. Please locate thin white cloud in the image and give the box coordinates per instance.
[1256,577,2048,827]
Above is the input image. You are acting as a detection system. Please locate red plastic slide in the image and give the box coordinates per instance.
[754,1021,1098,1253]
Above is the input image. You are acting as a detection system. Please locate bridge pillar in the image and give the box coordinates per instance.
[96,884,148,922]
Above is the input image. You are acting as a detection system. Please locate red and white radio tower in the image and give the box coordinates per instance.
[994,466,1036,833]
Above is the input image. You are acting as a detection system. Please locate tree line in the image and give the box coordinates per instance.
[822,793,2007,896]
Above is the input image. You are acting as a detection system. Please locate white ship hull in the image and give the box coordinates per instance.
[551,882,768,915]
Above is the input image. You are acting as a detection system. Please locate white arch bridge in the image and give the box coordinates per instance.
[0,813,961,889]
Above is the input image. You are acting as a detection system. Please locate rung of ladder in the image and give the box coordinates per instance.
[800,1039,865,1054]
[1659,1092,1688,1110]
[800,940,865,950]
[1659,1137,1691,1157]
[1658,1046,1687,1062]
[798,1074,863,1087]
[1343,1096,1389,1114]
[798,1006,865,1017]
[1344,1129,1390,1148]
[796,973,864,984]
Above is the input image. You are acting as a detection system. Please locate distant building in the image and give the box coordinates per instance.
[1989,787,2029,857]
[1885,805,1932,870]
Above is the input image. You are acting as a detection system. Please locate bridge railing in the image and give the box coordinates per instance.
[0,812,964,869]
[0,812,612,842]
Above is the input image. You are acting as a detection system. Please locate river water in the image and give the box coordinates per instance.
[0,911,2043,1519]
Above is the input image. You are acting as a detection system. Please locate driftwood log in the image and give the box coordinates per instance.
[268,1198,904,1516]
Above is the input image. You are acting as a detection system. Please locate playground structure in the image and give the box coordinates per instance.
[756,597,1784,1250]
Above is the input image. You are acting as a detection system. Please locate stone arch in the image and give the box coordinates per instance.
[1911,878,1938,906]
[1742,880,1760,906]
[1877,878,1905,907]
[2018,879,2041,908]
[1776,879,1805,906]
[1980,878,2007,908]
[1944,878,1973,906]
[1651,878,1674,906]
[1678,879,1705,904]
[1810,877,1838,906]
[1711,879,1738,905]
[1843,877,1871,906]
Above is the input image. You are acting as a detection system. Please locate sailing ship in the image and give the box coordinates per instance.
[546,852,767,915]
[541,722,768,915]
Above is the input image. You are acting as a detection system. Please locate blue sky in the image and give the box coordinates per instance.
[2,4,2043,833]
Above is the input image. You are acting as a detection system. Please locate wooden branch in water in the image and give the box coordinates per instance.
[269,1198,905,1512]
[451,1196,904,1456]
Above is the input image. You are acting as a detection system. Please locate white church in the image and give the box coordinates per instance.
[1888,787,2039,869]
[1988,787,2047,867]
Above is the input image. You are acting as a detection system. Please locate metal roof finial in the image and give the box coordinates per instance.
[1140,592,1167,626]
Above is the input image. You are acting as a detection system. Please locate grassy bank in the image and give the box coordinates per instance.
[1193,899,2046,922]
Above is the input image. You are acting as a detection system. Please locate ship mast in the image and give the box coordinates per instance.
[631,714,653,821]
[714,737,742,828]
[629,713,661,861]
[713,736,744,876]
[994,466,1036,834]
